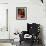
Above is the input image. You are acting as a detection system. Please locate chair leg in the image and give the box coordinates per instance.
[20,41,21,45]
[30,41,34,46]
[30,39,34,46]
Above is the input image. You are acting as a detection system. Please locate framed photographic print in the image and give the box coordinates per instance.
[16,7,27,20]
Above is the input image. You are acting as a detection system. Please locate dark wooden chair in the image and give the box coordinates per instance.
[19,23,40,46]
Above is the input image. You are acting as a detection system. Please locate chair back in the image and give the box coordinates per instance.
[27,23,40,36]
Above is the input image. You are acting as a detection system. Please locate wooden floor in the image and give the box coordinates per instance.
[19,41,43,46]
[0,39,14,43]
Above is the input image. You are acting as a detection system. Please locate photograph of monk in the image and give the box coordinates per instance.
[16,7,27,20]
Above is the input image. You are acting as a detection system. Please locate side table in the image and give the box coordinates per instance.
[13,34,20,46]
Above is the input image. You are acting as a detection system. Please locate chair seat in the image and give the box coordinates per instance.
[24,34,32,38]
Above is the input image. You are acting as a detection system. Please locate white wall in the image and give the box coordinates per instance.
[0,0,8,3]
[0,0,46,46]
[9,0,45,36]
[9,0,46,45]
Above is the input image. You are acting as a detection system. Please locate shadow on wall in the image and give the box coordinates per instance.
[40,25,45,46]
